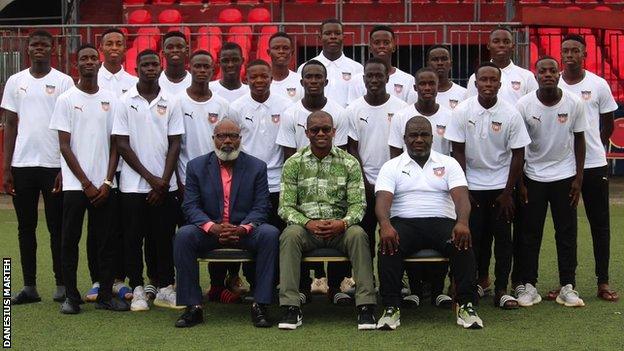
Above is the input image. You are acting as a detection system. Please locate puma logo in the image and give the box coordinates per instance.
[468,120,476,127]
[401,170,410,176]
[184,112,193,119]
[532,116,541,122]
[245,116,254,123]
[19,87,27,93]
[73,105,84,112]
[130,105,138,112]
[359,116,369,124]
[297,123,306,130]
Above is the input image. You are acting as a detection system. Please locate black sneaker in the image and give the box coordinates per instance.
[278,305,302,330]
[175,306,204,328]
[95,297,130,312]
[11,290,41,305]
[60,298,81,314]
[357,304,376,330]
[251,303,272,328]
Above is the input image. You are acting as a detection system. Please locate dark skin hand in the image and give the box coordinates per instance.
[495,147,525,221]
[305,219,344,239]
[209,222,247,245]
[449,186,472,251]
[375,191,400,255]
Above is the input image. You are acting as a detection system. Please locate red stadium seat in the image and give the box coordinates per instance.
[128,9,152,25]
[218,8,243,24]
[133,36,158,51]
[123,0,146,5]
[136,27,161,43]
[593,6,612,11]
[529,40,539,73]
[295,0,318,3]
[247,8,271,23]
[198,26,222,36]
[125,46,138,75]
[537,28,561,60]
[167,26,192,43]
[158,9,182,24]
[197,34,222,61]
[153,0,176,4]
[256,26,278,62]
[180,0,204,4]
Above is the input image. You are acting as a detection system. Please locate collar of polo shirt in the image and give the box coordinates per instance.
[127,85,169,103]
[399,149,441,169]
[100,65,127,80]
[317,52,349,68]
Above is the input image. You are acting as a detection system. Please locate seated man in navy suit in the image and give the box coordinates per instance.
[173,119,279,328]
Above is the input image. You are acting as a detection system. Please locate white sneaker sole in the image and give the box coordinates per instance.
[376,321,400,330]
[518,294,542,307]
[153,299,185,309]
[130,304,149,312]
[456,318,483,329]
[278,320,302,330]
[358,323,377,330]
[556,295,585,307]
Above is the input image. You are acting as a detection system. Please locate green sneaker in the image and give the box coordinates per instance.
[376,306,400,330]
[456,302,483,329]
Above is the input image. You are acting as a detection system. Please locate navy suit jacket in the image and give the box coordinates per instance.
[182,151,270,227]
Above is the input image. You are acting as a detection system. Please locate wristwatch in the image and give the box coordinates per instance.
[103,179,113,187]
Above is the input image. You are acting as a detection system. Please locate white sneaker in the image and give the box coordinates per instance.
[130,286,149,312]
[310,277,329,295]
[154,285,185,310]
[556,284,585,307]
[517,283,542,307]
[340,277,356,294]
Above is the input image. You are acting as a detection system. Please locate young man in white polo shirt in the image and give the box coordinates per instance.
[297,18,363,107]
[375,116,482,330]
[559,34,619,302]
[424,45,466,110]
[445,62,531,309]
[112,49,185,312]
[515,56,587,308]
[346,57,407,279]
[464,26,538,105]
[277,59,349,300]
[209,42,250,102]
[347,25,414,104]
[49,44,127,314]
[98,28,138,97]
[2,30,74,305]
[159,31,192,96]
[268,32,303,102]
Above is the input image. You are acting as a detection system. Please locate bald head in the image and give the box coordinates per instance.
[405,116,431,134]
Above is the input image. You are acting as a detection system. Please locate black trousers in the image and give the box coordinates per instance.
[11,167,63,287]
[61,191,117,302]
[520,176,578,287]
[120,192,177,289]
[510,182,525,286]
[378,217,477,307]
[470,189,513,292]
[581,166,611,284]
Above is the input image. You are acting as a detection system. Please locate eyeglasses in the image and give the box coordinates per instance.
[308,126,333,135]
[214,133,240,141]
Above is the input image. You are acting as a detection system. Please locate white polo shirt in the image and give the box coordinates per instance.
[465,61,538,105]
[209,80,250,102]
[112,86,184,193]
[98,66,138,97]
[158,71,192,97]
[276,98,348,149]
[229,93,292,193]
[0,68,74,168]
[558,70,618,169]
[435,82,467,110]
[49,87,118,191]
[270,70,303,102]
[347,95,408,184]
[517,90,588,182]
[298,52,363,107]
[175,91,230,185]
[445,97,531,190]
[375,150,467,219]
[388,104,453,156]
[347,67,415,104]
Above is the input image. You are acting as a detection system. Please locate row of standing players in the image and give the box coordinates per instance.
[2,21,618,329]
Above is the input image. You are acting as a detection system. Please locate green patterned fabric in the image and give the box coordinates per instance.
[278,146,366,227]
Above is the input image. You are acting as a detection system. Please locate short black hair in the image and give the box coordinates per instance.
[246,59,271,71]
[364,56,390,75]
[190,49,213,61]
[77,43,98,55]
[320,18,342,31]
[136,49,160,63]
[220,42,243,57]
[414,66,438,81]
[562,34,586,47]
[163,30,187,44]
[301,59,327,77]
[475,61,502,78]
[535,55,559,68]
[426,44,451,61]
[101,28,125,40]
[268,31,293,46]
[28,30,53,41]
[369,25,394,39]
[489,25,513,37]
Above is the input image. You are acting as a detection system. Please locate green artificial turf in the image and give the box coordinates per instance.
[1,206,622,350]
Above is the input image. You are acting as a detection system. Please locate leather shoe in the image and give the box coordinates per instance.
[95,297,130,311]
[175,306,203,328]
[60,298,81,314]
[251,302,272,328]
[11,290,41,305]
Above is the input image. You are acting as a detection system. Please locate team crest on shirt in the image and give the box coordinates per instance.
[387,113,394,122]
[208,113,219,124]
[436,124,446,136]
[342,72,351,81]
[449,99,459,109]
[491,121,502,132]
[101,101,110,111]
[511,81,521,91]
[433,166,445,177]
[271,114,281,124]
[581,91,592,100]
[45,84,56,95]
[287,88,297,97]
[394,84,403,94]
[557,113,568,124]
[156,104,167,116]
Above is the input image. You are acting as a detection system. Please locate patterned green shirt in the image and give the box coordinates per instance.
[279,145,366,227]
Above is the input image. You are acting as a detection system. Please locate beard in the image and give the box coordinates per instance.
[214,146,240,161]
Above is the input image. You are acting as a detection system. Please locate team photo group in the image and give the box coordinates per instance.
[1,17,619,332]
